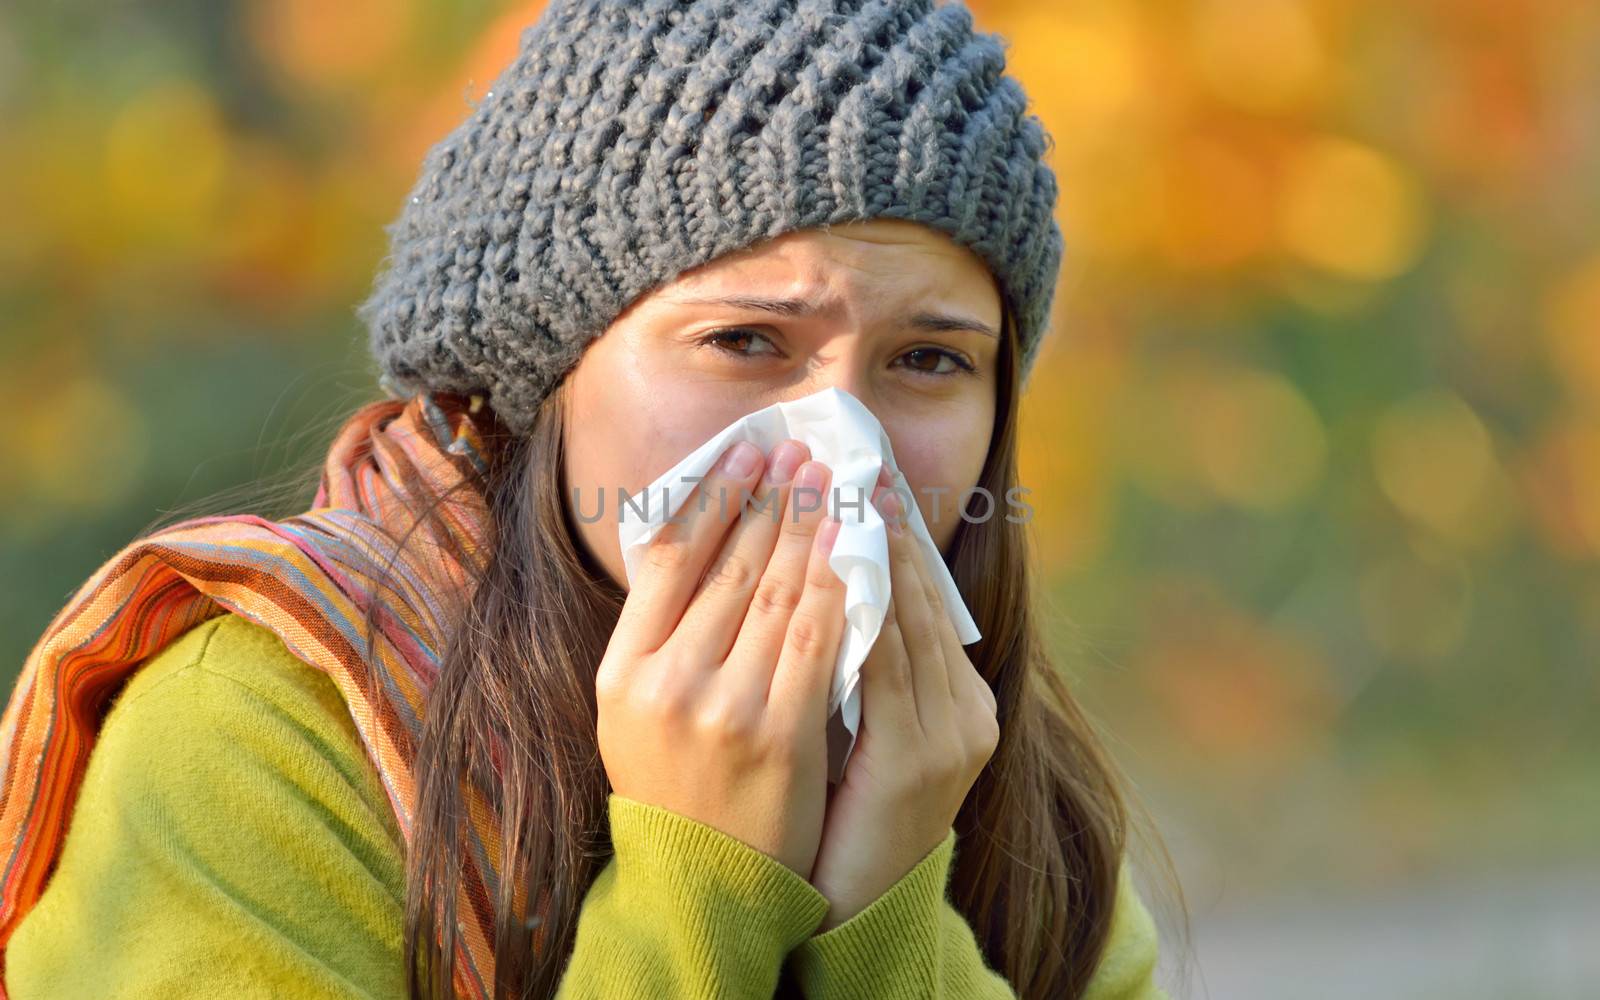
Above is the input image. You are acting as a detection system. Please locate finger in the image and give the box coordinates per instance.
[672,439,809,662]
[889,486,995,752]
[892,485,968,689]
[941,620,998,740]
[857,579,920,743]
[878,485,955,740]
[724,459,835,697]
[613,440,767,655]
[903,496,988,727]
[764,512,848,730]
[886,484,974,695]
[930,559,983,709]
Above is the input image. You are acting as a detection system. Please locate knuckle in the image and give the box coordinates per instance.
[911,618,942,651]
[786,611,827,659]
[594,665,626,707]
[970,712,1001,758]
[693,695,758,744]
[703,553,756,594]
[634,668,693,723]
[884,652,912,692]
[752,576,804,619]
[974,671,998,711]
[646,537,692,575]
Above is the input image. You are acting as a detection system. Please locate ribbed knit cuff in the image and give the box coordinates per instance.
[606,794,831,959]
[786,827,959,999]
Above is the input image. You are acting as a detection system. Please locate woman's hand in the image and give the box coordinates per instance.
[806,470,1001,931]
[595,439,848,879]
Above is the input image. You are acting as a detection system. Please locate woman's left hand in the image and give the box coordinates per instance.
[806,470,1001,931]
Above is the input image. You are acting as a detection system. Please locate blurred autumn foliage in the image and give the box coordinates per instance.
[2,0,1596,905]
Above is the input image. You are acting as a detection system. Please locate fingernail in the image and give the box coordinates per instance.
[875,487,902,522]
[721,441,760,477]
[766,440,805,484]
[795,460,827,492]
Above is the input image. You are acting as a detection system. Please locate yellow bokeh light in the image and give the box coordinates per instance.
[1061,149,1162,262]
[1523,418,1600,560]
[1194,366,1327,510]
[1574,429,1600,556]
[1372,390,1508,545]
[248,0,414,92]
[1157,134,1274,272]
[103,80,230,247]
[396,2,548,174]
[1124,363,1326,512]
[13,374,150,523]
[1189,0,1327,113]
[1004,4,1146,148]
[1542,253,1600,402]
[1278,135,1426,280]
[1018,337,1127,572]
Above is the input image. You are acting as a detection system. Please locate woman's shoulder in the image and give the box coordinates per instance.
[5,610,410,998]
[106,609,407,854]
[114,612,371,778]
[118,610,346,732]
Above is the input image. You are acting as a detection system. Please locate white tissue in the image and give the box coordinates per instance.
[617,386,981,782]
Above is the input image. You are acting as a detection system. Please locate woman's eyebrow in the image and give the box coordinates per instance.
[668,293,999,339]
[907,310,999,339]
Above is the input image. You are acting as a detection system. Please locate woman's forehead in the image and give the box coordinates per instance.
[661,220,1002,314]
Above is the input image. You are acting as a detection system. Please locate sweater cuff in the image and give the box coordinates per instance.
[787,827,958,999]
[606,794,831,956]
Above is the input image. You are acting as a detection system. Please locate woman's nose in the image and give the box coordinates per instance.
[798,352,875,407]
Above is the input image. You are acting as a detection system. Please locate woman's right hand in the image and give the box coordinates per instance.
[595,439,847,878]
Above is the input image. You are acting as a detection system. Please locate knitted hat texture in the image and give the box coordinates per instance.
[359,0,1063,435]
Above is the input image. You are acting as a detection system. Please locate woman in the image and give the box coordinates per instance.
[0,1,1183,997]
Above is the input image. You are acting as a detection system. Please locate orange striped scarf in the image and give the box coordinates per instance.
[0,390,522,999]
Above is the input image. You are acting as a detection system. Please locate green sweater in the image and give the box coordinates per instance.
[4,613,1165,999]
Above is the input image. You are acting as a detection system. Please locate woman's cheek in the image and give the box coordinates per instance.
[566,396,754,588]
[889,426,990,552]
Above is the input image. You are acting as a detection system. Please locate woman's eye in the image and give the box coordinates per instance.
[697,327,780,358]
[695,328,975,377]
[898,347,976,376]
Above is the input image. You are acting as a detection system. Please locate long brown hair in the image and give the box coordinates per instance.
[317,303,1190,997]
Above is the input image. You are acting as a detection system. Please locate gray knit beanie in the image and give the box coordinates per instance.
[359,0,1063,436]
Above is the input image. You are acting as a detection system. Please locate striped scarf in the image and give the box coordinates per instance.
[0,390,520,999]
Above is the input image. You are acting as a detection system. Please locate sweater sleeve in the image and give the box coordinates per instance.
[784,830,1167,1000]
[553,794,830,998]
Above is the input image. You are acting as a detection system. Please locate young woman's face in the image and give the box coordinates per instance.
[561,217,1003,591]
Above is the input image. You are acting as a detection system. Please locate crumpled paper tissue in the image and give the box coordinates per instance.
[617,386,981,782]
